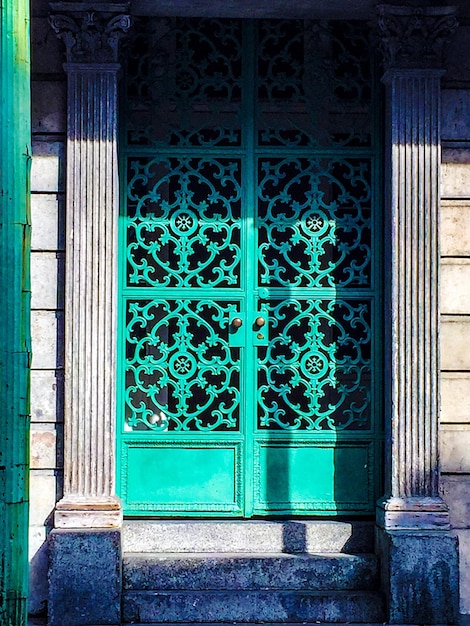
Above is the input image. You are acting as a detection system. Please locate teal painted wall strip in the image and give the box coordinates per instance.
[0,0,31,623]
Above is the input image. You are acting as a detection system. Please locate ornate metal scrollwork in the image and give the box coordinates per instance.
[121,18,380,440]
[258,158,372,288]
[257,20,375,147]
[125,299,241,432]
[257,299,372,431]
[125,17,242,146]
[126,157,242,288]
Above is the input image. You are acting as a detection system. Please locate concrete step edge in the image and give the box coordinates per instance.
[122,520,375,554]
[122,589,385,623]
[123,552,379,591]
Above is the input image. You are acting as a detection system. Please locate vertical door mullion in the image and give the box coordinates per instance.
[241,19,258,517]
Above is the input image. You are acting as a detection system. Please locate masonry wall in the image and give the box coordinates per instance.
[29,0,66,614]
[26,5,470,617]
[440,18,470,616]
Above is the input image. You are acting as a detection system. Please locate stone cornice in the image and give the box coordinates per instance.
[377,4,458,70]
[49,4,131,64]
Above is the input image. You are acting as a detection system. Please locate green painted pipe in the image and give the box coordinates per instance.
[0,0,31,623]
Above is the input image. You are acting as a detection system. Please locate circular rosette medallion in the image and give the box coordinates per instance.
[169,352,197,379]
[303,209,328,236]
[301,351,329,379]
[171,209,198,236]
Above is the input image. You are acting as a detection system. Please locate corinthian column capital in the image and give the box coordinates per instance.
[50,2,131,64]
[377,4,458,70]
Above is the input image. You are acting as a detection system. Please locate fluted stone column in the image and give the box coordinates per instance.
[48,5,130,625]
[50,2,130,529]
[376,5,460,624]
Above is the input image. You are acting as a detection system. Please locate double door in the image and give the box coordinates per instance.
[117,18,381,515]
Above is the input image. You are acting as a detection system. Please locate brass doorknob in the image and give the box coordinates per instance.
[232,317,243,328]
[255,316,266,327]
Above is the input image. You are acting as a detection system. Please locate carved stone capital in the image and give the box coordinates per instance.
[50,3,131,64]
[377,4,458,70]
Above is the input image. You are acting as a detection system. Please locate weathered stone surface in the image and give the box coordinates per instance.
[123,520,374,554]
[29,471,58,526]
[29,526,48,616]
[441,426,470,473]
[441,316,470,370]
[30,424,60,469]
[445,24,470,85]
[442,89,470,142]
[441,475,470,529]
[31,141,65,192]
[123,552,378,591]
[31,252,64,310]
[441,372,470,423]
[49,7,129,526]
[441,201,470,257]
[49,8,131,64]
[31,193,65,252]
[31,16,64,74]
[441,259,470,315]
[32,80,66,133]
[122,589,384,624]
[31,310,64,369]
[377,5,458,70]
[30,369,63,423]
[455,529,470,614]
[377,529,459,624]
[48,529,121,626]
[442,162,470,198]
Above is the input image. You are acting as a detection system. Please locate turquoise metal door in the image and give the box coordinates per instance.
[118,18,381,516]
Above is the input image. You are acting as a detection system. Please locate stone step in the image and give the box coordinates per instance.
[122,520,374,554]
[123,552,379,592]
[122,589,385,623]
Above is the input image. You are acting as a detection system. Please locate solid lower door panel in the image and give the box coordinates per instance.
[121,440,243,515]
[253,440,376,514]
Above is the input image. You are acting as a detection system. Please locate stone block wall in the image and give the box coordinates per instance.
[440,20,470,616]
[29,0,66,615]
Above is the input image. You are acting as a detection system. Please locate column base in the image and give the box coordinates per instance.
[376,524,460,624]
[48,527,122,626]
[377,495,451,530]
[54,495,122,528]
